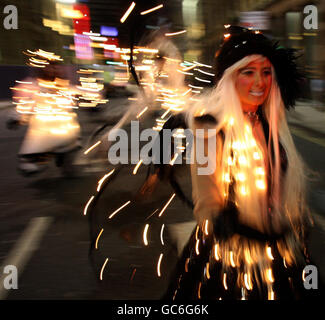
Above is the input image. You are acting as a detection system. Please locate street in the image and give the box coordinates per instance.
[0,99,324,300]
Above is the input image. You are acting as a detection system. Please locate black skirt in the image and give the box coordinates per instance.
[162,218,321,300]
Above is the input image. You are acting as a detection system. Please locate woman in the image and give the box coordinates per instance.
[162,27,317,300]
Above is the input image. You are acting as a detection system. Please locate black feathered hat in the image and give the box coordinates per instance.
[215,26,304,109]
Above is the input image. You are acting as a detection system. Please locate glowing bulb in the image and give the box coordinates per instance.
[256,179,266,190]
[244,273,253,290]
[266,246,274,260]
[255,167,265,175]
[237,172,246,181]
[244,248,253,265]
[223,173,231,183]
[195,239,200,255]
[232,141,240,150]
[253,152,261,160]
[283,257,288,268]
[238,156,247,165]
[230,251,236,267]
[223,273,228,290]
[268,288,275,300]
[204,219,209,236]
[240,186,248,196]
[241,287,246,300]
[266,268,274,283]
[214,243,220,261]
[205,263,210,280]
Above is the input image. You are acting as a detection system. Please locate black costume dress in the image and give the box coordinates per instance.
[159,110,321,300]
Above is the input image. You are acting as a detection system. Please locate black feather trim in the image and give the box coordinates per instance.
[215,27,305,109]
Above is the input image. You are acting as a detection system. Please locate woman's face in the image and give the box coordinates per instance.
[235,57,272,112]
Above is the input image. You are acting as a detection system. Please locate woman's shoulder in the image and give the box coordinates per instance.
[193,114,218,125]
[162,112,218,130]
[192,113,222,134]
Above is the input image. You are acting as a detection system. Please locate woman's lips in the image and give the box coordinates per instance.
[250,91,264,97]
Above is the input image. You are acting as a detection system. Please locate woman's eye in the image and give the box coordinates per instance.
[241,70,254,76]
[263,70,271,76]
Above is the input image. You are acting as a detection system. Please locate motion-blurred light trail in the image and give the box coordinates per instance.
[157,253,163,277]
[84,195,95,216]
[160,224,165,245]
[108,201,131,219]
[158,193,176,217]
[133,159,143,175]
[84,141,101,155]
[100,258,109,280]
[140,4,163,15]
[165,30,187,37]
[143,224,149,246]
[95,229,104,250]
[120,2,136,23]
[97,169,115,192]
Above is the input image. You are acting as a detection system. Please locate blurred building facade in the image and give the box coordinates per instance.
[179,0,325,101]
[0,0,324,101]
[263,0,325,101]
[246,0,325,101]
[0,0,72,65]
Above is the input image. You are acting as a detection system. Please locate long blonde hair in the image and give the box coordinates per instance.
[187,54,310,239]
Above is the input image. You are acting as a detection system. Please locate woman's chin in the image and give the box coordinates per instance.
[248,96,266,107]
